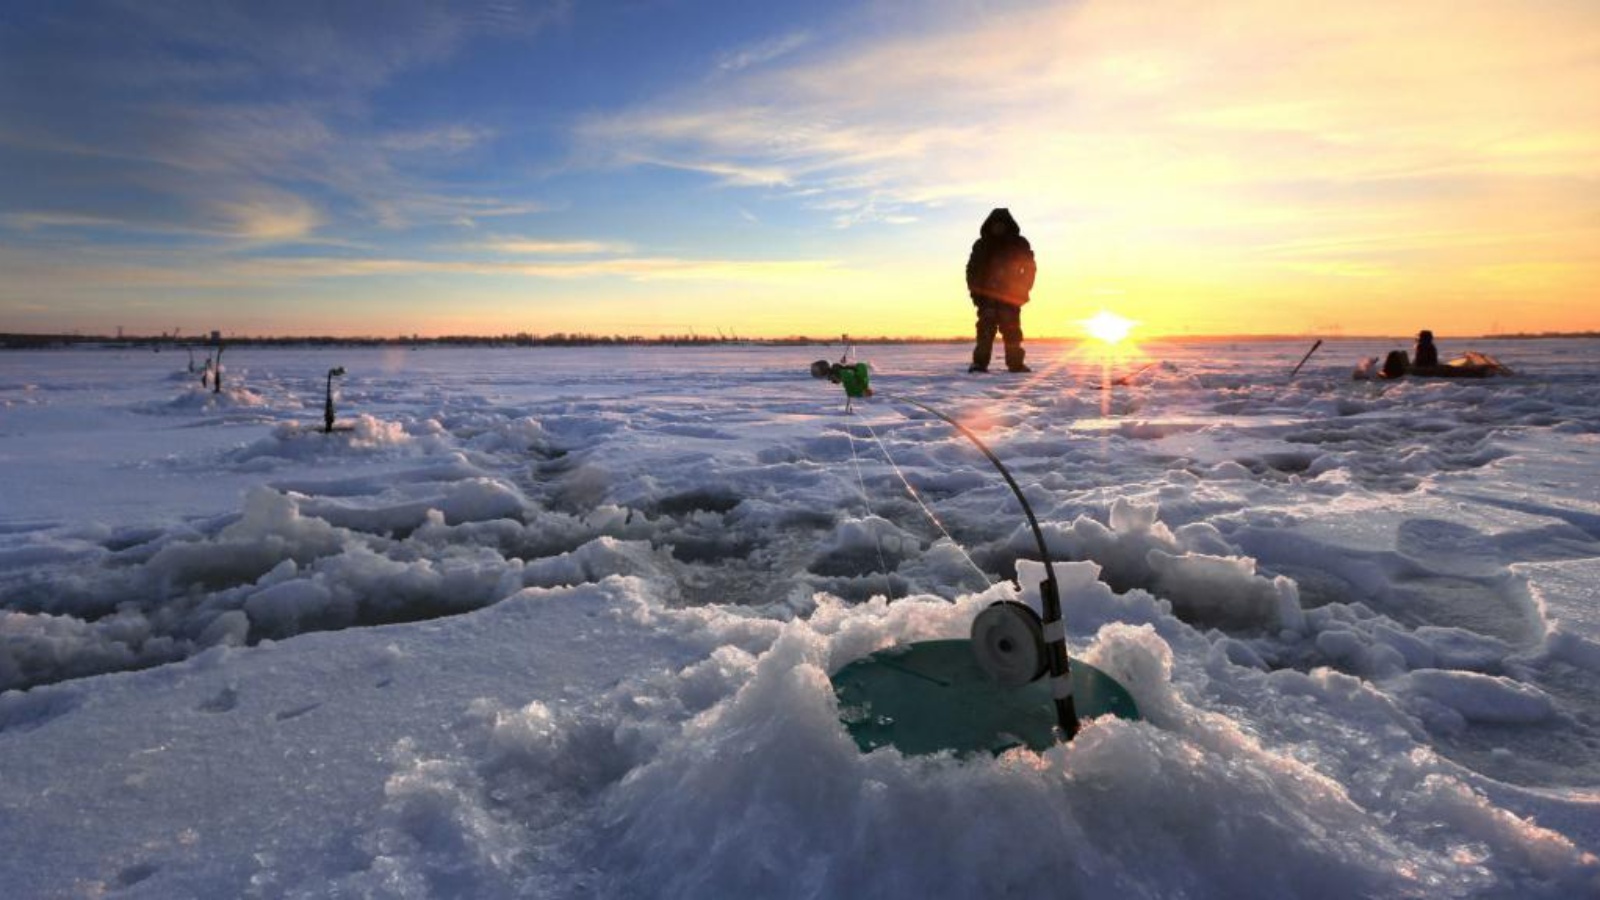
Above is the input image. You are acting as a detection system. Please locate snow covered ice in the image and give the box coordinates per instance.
[2,339,1599,898]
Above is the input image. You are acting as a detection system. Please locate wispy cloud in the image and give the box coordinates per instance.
[0,1,568,246]
[0,242,841,294]
[379,125,498,155]
[93,0,569,93]
[236,254,841,284]
[578,0,1600,231]
[636,155,794,188]
[211,191,323,242]
[2,212,132,232]
[477,237,631,256]
[365,193,548,230]
[714,31,811,76]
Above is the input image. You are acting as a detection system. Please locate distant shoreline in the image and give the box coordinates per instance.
[3,331,1597,351]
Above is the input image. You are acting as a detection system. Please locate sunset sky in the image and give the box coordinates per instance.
[2,0,1596,339]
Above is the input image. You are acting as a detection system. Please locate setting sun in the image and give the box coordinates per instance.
[1083,311,1136,345]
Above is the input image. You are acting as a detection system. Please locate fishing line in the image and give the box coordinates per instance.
[857,416,993,594]
[843,418,896,602]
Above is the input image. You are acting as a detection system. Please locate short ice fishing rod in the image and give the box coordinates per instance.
[1289,339,1323,379]
[809,358,1081,740]
[883,393,1080,740]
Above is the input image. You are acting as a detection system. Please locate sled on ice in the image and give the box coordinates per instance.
[1356,350,1515,381]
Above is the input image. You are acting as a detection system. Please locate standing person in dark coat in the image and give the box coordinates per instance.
[966,208,1036,373]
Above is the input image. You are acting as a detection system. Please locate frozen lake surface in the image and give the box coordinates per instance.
[2,338,1599,897]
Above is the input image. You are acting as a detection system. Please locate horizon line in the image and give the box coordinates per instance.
[5,329,1598,347]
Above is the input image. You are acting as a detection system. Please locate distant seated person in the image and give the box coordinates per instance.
[1413,330,1439,368]
[1379,349,1409,379]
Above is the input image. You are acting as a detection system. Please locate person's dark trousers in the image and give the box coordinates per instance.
[972,298,1026,371]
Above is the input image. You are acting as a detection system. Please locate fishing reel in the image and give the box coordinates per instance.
[971,601,1049,687]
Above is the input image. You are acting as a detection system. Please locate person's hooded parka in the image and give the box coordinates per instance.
[965,208,1036,307]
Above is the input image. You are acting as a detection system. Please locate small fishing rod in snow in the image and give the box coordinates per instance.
[810,359,1081,739]
[1088,361,1158,389]
[1288,339,1323,379]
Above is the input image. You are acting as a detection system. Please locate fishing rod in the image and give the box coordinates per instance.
[1089,361,1158,389]
[1288,339,1323,379]
[814,353,1080,739]
[879,392,1079,739]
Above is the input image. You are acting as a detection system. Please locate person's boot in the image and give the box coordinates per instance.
[971,345,992,373]
[1005,345,1028,373]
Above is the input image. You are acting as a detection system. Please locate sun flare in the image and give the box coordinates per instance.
[1083,311,1136,345]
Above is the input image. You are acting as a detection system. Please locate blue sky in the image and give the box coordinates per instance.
[3,1,1597,338]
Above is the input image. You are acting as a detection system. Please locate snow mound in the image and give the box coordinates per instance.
[230,414,417,463]
[1047,499,1294,630]
[139,384,273,414]
[1399,668,1557,727]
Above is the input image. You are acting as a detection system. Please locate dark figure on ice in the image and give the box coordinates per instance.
[966,208,1036,373]
[1380,349,1409,380]
[1413,330,1439,368]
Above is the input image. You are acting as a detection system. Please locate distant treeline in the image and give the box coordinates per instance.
[0,332,970,350]
[1482,331,1600,340]
[4,330,1596,351]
